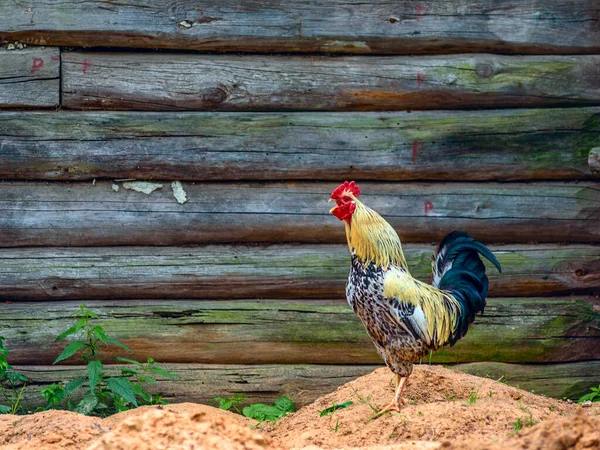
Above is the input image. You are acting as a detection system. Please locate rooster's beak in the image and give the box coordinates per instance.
[328,198,338,214]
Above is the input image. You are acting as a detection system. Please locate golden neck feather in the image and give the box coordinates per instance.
[343,197,407,269]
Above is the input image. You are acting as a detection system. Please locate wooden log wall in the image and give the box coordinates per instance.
[0,0,599,408]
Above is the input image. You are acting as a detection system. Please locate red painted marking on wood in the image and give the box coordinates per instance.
[30,57,44,74]
[416,4,430,21]
[417,71,426,88]
[424,200,434,216]
[412,140,424,164]
[50,55,60,61]
[82,59,94,74]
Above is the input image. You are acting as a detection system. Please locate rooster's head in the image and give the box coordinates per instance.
[329,181,361,223]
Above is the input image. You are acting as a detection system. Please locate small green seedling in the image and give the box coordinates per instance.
[242,396,295,423]
[0,336,28,414]
[513,417,523,433]
[318,401,353,416]
[211,393,247,414]
[578,385,600,404]
[443,392,456,402]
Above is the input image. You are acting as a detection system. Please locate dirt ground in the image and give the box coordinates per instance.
[1,366,598,450]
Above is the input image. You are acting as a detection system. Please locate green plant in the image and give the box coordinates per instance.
[513,417,523,433]
[442,392,456,402]
[462,388,479,406]
[211,393,247,414]
[0,336,28,414]
[242,396,295,423]
[51,305,179,416]
[350,386,379,415]
[318,401,353,416]
[578,385,600,404]
[468,390,478,405]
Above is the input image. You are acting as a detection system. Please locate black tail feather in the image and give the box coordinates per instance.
[433,231,501,346]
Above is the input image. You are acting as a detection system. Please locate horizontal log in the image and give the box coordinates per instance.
[13,361,600,410]
[1,108,599,181]
[14,364,377,410]
[0,48,59,108]
[3,298,600,365]
[1,181,599,246]
[0,244,598,301]
[0,1,598,54]
[61,53,600,111]
[453,361,600,401]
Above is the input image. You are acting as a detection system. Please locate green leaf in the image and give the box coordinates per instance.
[87,360,103,392]
[55,318,86,342]
[139,375,157,385]
[121,368,138,376]
[114,356,142,366]
[75,392,99,415]
[106,377,138,407]
[106,336,132,353]
[318,401,353,416]
[53,341,87,364]
[274,396,295,413]
[6,372,28,383]
[64,378,85,395]
[0,405,11,414]
[150,366,180,379]
[133,385,153,403]
[90,326,108,344]
[242,404,286,422]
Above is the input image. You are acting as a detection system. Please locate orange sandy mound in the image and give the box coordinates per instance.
[0,409,105,450]
[450,409,600,450]
[0,366,596,450]
[268,366,581,449]
[90,406,276,450]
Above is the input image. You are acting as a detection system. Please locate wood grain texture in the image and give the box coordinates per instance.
[0,245,597,301]
[1,108,599,181]
[0,48,59,108]
[13,361,600,410]
[14,364,377,409]
[61,53,600,111]
[0,1,598,54]
[3,298,600,365]
[454,361,600,401]
[1,181,598,246]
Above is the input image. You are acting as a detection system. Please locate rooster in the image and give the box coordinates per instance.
[329,181,501,415]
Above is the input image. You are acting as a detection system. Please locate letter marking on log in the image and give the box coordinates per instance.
[30,57,44,74]
[424,200,434,215]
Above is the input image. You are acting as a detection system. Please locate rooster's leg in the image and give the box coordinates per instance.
[374,375,408,418]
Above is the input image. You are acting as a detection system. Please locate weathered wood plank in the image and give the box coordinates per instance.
[13,361,600,410]
[62,53,600,111]
[0,48,59,108]
[1,182,598,246]
[453,361,600,401]
[0,1,598,54]
[14,364,377,410]
[1,108,599,181]
[2,298,600,365]
[0,245,597,301]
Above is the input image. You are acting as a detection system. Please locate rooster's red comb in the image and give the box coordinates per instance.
[331,181,360,199]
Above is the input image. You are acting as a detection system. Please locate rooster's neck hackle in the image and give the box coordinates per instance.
[344,198,407,270]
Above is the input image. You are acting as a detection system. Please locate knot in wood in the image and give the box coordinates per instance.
[388,16,400,24]
[177,20,193,29]
[475,63,494,78]
[201,87,228,105]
